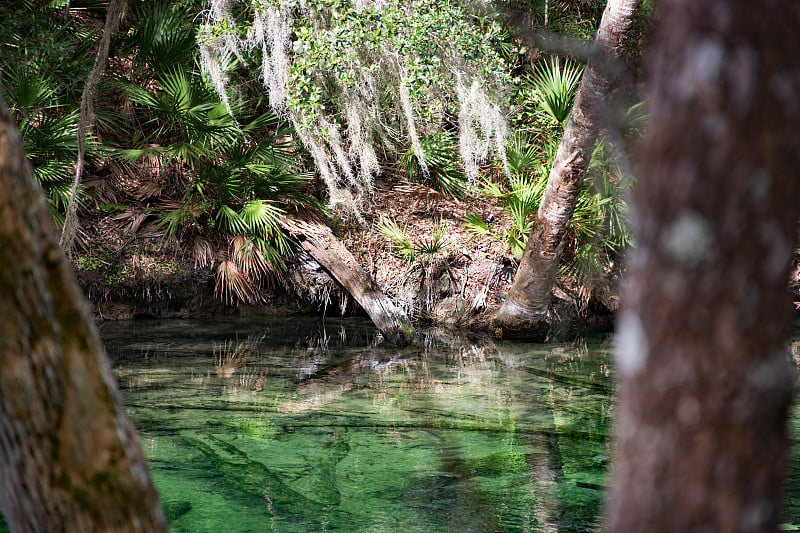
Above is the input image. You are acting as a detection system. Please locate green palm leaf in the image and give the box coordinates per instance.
[240,199,283,233]
[376,217,415,262]
[400,132,467,195]
[216,205,248,234]
[463,213,490,237]
[130,1,197,73]
[530,56,584,125]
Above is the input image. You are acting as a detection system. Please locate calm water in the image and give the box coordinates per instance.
[104,317,613,532]
[3,319,800,532]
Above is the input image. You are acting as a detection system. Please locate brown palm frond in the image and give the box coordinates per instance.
[231,235,269,281]
[134,180,165,200]
[112,209,152,236]
[194,238,215,270]
[72,225,92,254]
[393,181,444,211]
[215,259,257,305]
[83,177,119,207]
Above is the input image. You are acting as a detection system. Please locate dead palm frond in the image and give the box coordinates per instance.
[231,235,269,282]
[112,209,153,236]
[215,259,257,305]
[193,238,215,270]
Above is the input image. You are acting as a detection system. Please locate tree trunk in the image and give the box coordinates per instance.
[0,98,167,531]
[280,216,416,347]
[491,0,640,341]
[607,1,800,531]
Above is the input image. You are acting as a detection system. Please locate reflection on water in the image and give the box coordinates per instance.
[0,320,797,531]
[101,317,613,532]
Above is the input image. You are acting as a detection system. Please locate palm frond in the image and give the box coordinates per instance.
[193,238,215,270]
[48,182,82,212]
[504,133,540,178]
[159,202,196,240]
[130,1,197,73]
[231,235,270,282]
[529,56,584,125]
[463,213,490,237]
[215,259,257,305]
[414,220,448,262]
[216,204,248,234]
[560,242,606,303]
[240,199,283,233]
[507,233,527,258]
[376,216,415,262]
[399,131,467,196]
[1,65,59,111]
[240,109,284,135]
[253,235,290,273]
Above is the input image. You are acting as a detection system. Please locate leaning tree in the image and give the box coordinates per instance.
[491,0,641,341]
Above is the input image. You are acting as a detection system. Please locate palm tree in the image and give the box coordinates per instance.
[491,0,641,340]
[0,92,167,533]
[122,64,313,303]
[608,0,800,529]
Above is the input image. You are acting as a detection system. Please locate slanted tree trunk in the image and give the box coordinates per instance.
[607,1,800,530]
[0,97,167,531]
[491,0,639,341]
[280,216,415,347]
[60,0,127,257]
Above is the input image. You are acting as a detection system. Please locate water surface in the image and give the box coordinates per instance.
[3,319,800,531]
[104,317,613,532]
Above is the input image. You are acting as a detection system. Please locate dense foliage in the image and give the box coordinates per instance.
[0,0,639,309]
[199,0,512,211]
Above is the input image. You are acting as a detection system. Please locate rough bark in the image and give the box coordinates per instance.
[280,216,415,347]
[491,0,639,341]
[607,1,800,531]
[0,98,167,531]
[60,0,127,257]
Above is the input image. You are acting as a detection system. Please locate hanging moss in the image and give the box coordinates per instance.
[199,0,513,212]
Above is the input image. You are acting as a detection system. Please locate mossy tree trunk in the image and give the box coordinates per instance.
[0,97,167,531]
[607,0,800,530]
[491,0,640,341]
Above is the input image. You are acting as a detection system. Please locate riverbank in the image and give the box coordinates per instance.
[73,178,624,338]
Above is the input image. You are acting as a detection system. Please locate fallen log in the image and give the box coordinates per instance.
[280,216,415,347]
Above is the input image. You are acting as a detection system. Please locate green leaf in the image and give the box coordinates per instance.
[530,56,584,125]
[463,213,490,237]
[240,199,283,233]
[216,204,248,234]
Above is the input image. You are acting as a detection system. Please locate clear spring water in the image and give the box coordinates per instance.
[105,317,613,532]
[3,318,800,532]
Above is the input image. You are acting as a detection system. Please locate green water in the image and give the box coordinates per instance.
[4,319,797,531]
[104,317,613,532]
